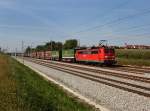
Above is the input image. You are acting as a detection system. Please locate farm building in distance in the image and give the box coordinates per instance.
[125,44,150,49]
[110,44,150,49]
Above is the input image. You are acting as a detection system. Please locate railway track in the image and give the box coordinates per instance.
[103,66,150,75]
[24,57,150,75]
[25,58,150,98]
[28,58,150,83]
[74,63,150,75]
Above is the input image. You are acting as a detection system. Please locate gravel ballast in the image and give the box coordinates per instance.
[17,58,150,111]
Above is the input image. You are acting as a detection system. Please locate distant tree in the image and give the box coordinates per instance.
[63,39,78,49]
[25,46,31,53]
[45,41,55,51]
[31,48,36,52]
[113,46,120,49]
[28,39,77,52]
[44,41,62,51]
[55,42,63,50]
[45,41,62,51]
[36,45,45,51]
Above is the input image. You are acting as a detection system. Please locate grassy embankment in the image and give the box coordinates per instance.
[0,54,96,111]
[116,49,150,66]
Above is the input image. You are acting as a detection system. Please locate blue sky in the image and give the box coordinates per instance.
[0,0,150,52]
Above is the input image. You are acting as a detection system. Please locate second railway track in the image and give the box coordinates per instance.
[103,66,150,75]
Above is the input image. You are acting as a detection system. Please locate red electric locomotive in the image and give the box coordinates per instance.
[75,46,116,65]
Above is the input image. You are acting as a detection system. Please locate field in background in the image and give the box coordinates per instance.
[0,54,95,111]
[116,49,150,66]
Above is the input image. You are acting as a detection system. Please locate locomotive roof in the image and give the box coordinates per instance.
[75,46,114,50]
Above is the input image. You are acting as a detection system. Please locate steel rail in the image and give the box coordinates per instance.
[33,59,150,83]
[27,58,150,97]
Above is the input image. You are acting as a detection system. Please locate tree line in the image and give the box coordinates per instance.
[25,39,78,53]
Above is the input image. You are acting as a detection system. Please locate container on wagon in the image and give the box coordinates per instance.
[37,51,45,59]
[31,52,37,58]
[45,51,51,60]
[62,49,75,62]
[51,50,61,61]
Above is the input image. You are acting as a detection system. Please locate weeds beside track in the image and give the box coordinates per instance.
[0,54,22,111]
[0,55,96,111]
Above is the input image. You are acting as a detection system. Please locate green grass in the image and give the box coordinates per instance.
[116,49,150,66]
[0,54,96,111]
[0,54,23,111]
[116,49,150,59]
[116,58,150,66]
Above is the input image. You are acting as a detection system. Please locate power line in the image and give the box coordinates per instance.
[72,8,150,35]
[116,25,150,34]
[103,31,150,41]
[78,0,130,26]
[114,23,150,32]
[100,23,150,36]
[61,0,130,38]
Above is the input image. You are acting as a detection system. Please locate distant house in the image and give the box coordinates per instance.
[125,45,150,49]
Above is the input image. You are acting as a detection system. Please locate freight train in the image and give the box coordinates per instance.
[26,46,116,65]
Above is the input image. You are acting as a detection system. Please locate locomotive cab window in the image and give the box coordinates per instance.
[79,51,91,54]
[79,51,83,54]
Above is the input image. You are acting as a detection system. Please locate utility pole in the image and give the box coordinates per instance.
[50,40,53,51]
[22,41,24,64]
[15,48,17,58]
[51,40,53,60]
[99,40,108,46]
[78,39,80,48]
[30,42,34,57]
